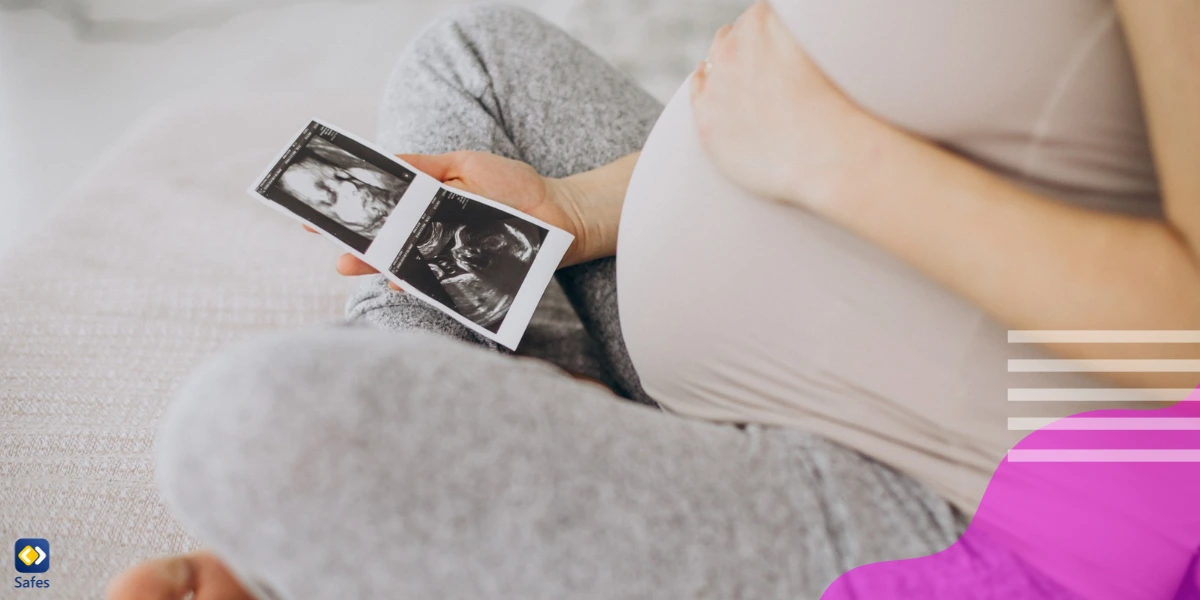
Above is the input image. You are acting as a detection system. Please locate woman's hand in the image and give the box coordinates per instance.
[330,151,591,287]
[690,1,888,210]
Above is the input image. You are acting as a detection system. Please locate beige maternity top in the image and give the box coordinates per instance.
[617,0,1160,515]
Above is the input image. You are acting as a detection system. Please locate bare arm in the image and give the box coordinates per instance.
[691,0,1200,388]
[1117,0,1200,247]
[556,151,640,263]
[811,2,1200,387]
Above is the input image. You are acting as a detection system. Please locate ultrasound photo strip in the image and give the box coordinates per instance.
[248,119,573,349]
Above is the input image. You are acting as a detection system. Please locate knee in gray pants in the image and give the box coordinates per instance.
[154,326,586,599]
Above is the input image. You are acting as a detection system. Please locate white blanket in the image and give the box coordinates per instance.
[0,98,369,597]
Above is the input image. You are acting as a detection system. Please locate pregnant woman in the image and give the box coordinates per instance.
[109,1,1200,598]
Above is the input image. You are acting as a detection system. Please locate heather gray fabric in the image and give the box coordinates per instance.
[157,5,1081,599]
[161,326,1088,599]
[350,1,663,405]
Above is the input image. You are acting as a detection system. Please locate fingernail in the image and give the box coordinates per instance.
[160,557,193,590]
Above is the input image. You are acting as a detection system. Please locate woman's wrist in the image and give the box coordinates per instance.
[552,152,640,264]
[781,104,908,218]
[547,176,603,265]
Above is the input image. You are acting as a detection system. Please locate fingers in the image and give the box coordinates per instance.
[105,555,194,600]
[691,60,708,99]
[336,253,379,276]
[694,22,730,100]
[441,177,474,194]
[335,254,403,292]
[705,23,734,65]
[188,552,255,600]
[306,216,401,290]
[696,0,775,101]
[105,552,252,600]
[710,23,732,56]
[395,152,464,181]
[737,0,771,30]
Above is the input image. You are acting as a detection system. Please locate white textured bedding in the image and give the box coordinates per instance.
[0,98,371,596]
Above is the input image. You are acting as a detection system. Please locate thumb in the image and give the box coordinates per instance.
[396,152,463,182]
[441,177,476,195]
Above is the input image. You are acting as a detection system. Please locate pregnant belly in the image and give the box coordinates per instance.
[619,76,983,424]
[616,0,1152,516]
[615,80,1091,514]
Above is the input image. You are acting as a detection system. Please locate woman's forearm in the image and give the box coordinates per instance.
[686,0,1200,387]
[1115,0,1200,253]
[556,151,640,263]
[816,124,1200,387]
[799,0,1200,387]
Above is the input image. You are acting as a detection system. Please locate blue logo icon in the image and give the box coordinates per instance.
[14,539,49,574]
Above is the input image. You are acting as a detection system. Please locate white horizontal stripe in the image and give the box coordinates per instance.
[1008,359,1200,373]
[1008,330,1200,343]
[1008,418,1200,431]
[1007,388,1196,402]
[1008,449,1200,462]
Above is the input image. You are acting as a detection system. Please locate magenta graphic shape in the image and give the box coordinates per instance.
[821,391,1200,600]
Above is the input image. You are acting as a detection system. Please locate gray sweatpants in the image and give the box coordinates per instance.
[158,6,1077,599]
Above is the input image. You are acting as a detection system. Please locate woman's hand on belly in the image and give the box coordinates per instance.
[691,0,1200,390]
[689,0,895,210]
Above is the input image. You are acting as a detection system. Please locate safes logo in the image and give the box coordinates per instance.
[14,540,48,574]
[14,539,50,591]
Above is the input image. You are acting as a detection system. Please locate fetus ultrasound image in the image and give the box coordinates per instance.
[389,188,548,331]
